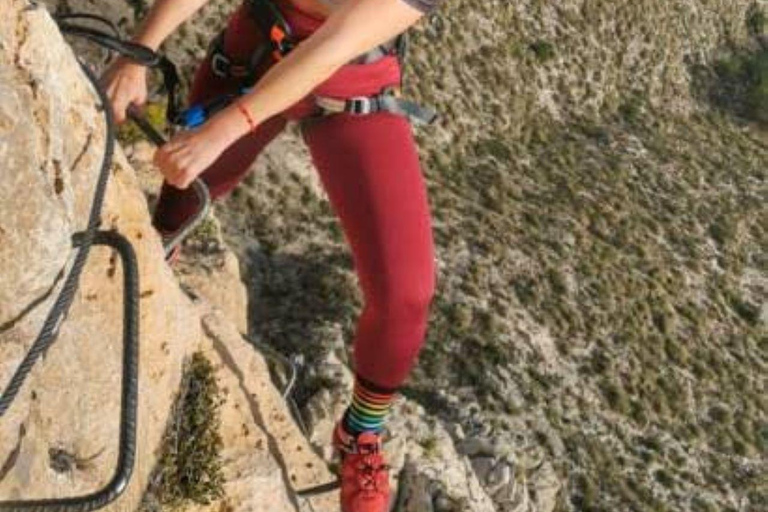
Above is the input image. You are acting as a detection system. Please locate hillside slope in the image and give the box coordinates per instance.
[30,0,765,511]
[216,1,767,511]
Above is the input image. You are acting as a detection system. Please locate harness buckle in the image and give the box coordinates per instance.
[270,25,287,45]
[210,52,231,78]
[210,49,252,78]
[348,97,374,115]
[270,24,294,60]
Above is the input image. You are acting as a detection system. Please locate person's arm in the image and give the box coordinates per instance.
[156,0,426,188]
[101,0,211,123]
[223,0,424,129]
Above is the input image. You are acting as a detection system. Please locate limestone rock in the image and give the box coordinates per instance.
[127,142,339,510]
[0,3,332,510]
[185,309,297,512]
[174,217,250,334]
[0,3,193,510]
[0,0,87,327]
[192,305,338,512]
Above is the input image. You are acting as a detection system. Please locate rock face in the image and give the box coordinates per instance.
[0,0,88,329]
[0,3,195,508]
[0,2,332,511]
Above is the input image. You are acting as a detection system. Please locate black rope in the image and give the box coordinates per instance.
[0,61,114,418]
[0,9,214,509]
[0,231,140,512]
[52,13,120,39]
[54,17,182,124]
[0,13,203,415]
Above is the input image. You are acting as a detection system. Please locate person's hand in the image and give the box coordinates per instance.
[100,57,148,125]
[152,122,234,189]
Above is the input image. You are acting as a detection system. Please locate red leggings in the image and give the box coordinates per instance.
[153,1,436,389]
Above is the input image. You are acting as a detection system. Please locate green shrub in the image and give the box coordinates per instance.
[747,2,766,37]
[141,352,224,509]
[127,0,149,20]
[529,40,556,62]
[712,49,768,125]
[744,51,768,123]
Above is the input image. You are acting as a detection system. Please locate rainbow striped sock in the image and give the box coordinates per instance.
[342,376,396,436]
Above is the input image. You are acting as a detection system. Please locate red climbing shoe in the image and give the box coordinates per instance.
[333,423,391,512]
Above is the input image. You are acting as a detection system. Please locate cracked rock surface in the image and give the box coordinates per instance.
[0,2,194,507]
[0,2,332,511]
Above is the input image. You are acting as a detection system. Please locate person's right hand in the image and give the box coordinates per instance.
[100,57,148,125]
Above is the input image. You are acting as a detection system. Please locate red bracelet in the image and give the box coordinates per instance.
[235,100,257,133]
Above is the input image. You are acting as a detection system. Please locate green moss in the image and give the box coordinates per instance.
[189,217,219,246]
[140,352,224,509]
[117,101,168,146]
[419,435,440,459]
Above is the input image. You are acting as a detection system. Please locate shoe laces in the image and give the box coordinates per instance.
[355,453,388,493]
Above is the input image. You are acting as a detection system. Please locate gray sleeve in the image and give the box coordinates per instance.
[399,0,441,14]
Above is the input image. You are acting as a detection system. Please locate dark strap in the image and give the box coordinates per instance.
[55,20,183,124]
[208,31,269,81]
[246,0,296,59]
[348,37,401,65]
[378,95,438,125]
[213,0,438,124]
[245,0,398,65]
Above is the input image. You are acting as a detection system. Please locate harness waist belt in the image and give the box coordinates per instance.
[314,88,438,125]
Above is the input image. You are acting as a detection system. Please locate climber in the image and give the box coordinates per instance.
[101,0,442,510]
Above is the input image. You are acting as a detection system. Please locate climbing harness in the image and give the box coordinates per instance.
[247,0,297,61]
[315,85,439,125]
[208,30,268,81]
[207,0,438,125]
[245,0,401,65]
[204,0,297,81]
